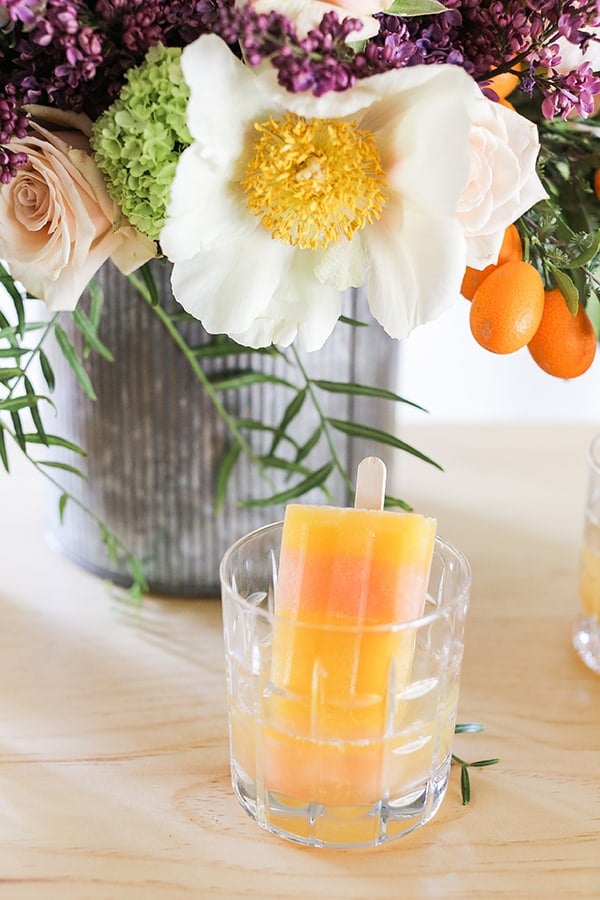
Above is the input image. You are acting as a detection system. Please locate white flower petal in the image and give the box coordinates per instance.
[170,230,291,337]
[315,237,365,290]
[181,35,273,165]
[362,65,474,216]
[272,250,343,350]
[363,204,466,339]
[160,144,252,261]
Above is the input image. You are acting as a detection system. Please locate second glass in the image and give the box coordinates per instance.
[574,433,600,675]
[220,521,471,848]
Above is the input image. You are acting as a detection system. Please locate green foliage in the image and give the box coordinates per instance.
[385,0,447,15]
[90,45,192,241]
[513,111,600,325]
[0,274,147,599]
[452,723,500,806]
[2,261,439,598]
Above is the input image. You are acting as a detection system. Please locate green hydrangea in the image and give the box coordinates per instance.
[91,45,192,242]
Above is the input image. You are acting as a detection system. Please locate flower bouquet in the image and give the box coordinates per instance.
[1,0,599,593]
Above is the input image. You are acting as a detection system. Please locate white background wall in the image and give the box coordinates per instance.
[398,299,600,425]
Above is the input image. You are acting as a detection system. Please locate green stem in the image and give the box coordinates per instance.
[2,314,59,403]
[290,344,354,498]
[129,271,277,493]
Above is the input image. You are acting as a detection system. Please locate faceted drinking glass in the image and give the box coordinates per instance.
[220,521,471,848]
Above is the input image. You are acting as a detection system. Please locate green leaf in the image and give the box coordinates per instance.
[454,723,485,734]
[0,322,47,341]
[239,460,334,507]
[141,263,160,306]
[0,348,29,359]
[38,459,87,479]
[54,324,96,400]
[549,266,579,314]
[191,339,279,359]
[470,758,501,768]
[384,0,446,15]
[0,426,9,472]
[87,279,105,329]
[99,523,118,565]
[73,308,114,362]
[58,492,68,523]
[295,425,323,465]
[211,370,296,391]
[124,555,148,597]
[39,350,55,392]
[24,376,47,445]
[23,433,86,455]
[0,262,24,306]
[0,395,47,413]
[585,288,600,335]
[561,230,600,269]
[215,442,242,513]
[270,388,307,456]
[10,410,26,451]
[460,765,471,805]
[257,455,313,477]
[237,418,301,449]
[127,271,153,305]
[383,494,412,511]
[338,315,368,327]
[12,290,25,337]
[327,419,443,471]
[314,379,427,411]
[0,366,23,382]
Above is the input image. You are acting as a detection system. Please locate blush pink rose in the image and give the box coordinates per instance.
[0,109,156,311]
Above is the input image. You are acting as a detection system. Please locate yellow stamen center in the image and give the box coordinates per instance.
[242,113,388,250]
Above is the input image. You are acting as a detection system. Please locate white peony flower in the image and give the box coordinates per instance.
[160,35,478,350]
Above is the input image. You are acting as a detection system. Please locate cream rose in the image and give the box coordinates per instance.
[458,88,547,269]
[0,109,156,311]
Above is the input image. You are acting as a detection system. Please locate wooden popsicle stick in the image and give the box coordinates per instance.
[354,456,386,511]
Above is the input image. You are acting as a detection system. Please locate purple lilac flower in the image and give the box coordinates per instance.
[1,0,44,29]
[0,96,28,182]
[362,0,600,117]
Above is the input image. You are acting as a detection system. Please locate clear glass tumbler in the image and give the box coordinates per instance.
[573,433,600,675]
[220,521,471,848]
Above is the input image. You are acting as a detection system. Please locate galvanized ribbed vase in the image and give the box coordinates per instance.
[41,260,399,596]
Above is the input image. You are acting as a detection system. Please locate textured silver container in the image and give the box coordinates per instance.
[41,260,400,596]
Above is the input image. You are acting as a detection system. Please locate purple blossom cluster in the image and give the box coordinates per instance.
[1,0,229,117]
[227,1,600,114]
[1,0,599,183]
[0,97,28,183]
[364,0,600,118]
[0,0,230,180]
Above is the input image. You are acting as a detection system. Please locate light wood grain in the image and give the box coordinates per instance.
[1,426,599,899]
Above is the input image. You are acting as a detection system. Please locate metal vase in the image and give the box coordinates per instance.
[41,260,399,596]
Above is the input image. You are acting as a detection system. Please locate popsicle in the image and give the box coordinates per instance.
[261,457,437,804]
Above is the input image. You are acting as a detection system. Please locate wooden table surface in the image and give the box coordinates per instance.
[1,425,599,899]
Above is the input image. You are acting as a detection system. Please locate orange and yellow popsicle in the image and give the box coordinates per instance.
[257,457,437,804]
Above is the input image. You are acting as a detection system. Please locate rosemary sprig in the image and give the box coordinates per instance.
[453,722,500,805]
